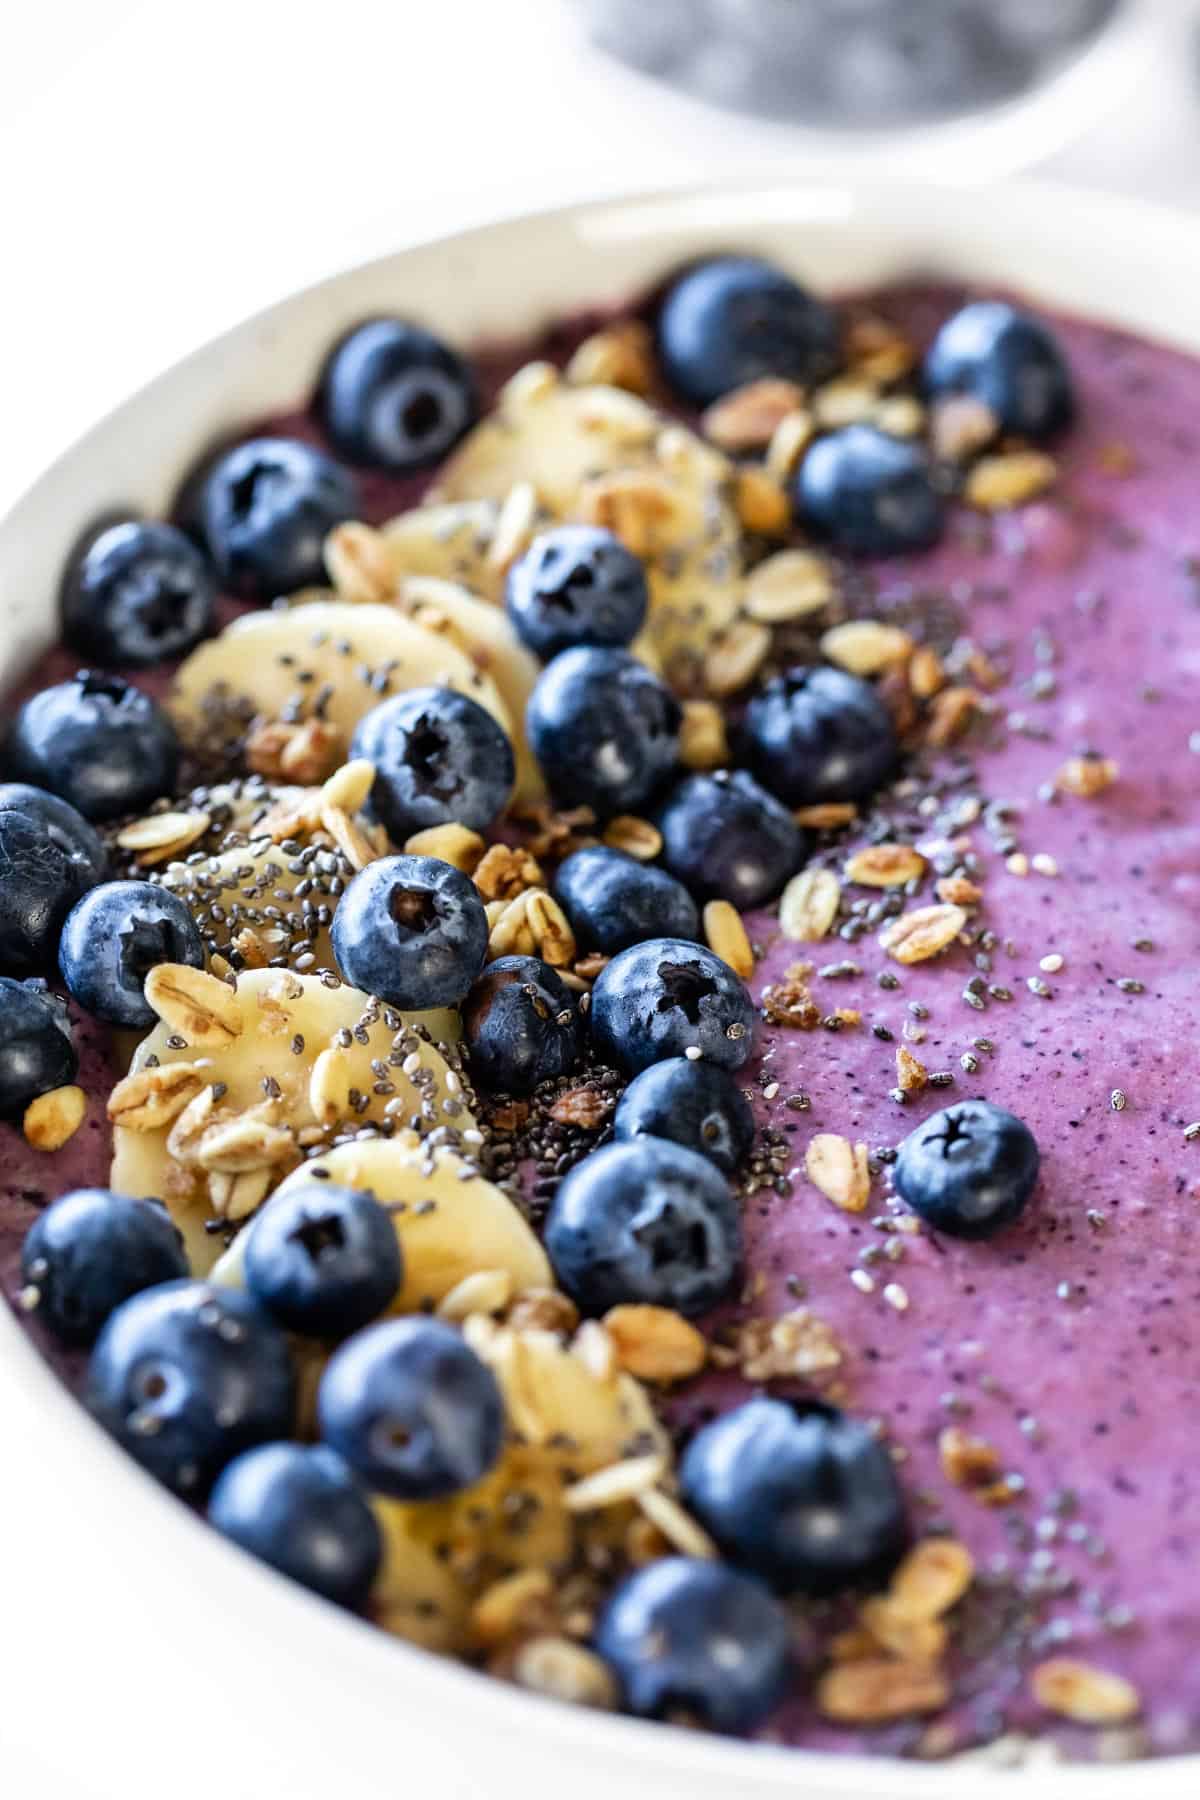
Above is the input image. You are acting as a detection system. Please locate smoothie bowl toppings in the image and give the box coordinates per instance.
[2,246,1196,1766]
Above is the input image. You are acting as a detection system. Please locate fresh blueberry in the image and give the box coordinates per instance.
[350,686,515,839]
[242,1181,402,1339]
[505,526,648,661]
[0,976,77,1116]
[545,1138,740,1316]
[58,880,205,1029]
[5,671,179,822]
[208,1442,382,1611]
[924,300,1074,440]
[554,846,699,955]
[596,1556,793,1732]
[20,1190,187,1345]
[744,665,898,807]
[318,1316,505,1500]
[320,318,478,473]
[87,1280,296,1497]
[680,1398,908,1594]
[0,783,108,884]
[656,770,802,908]
[591,936,756,1075]
[198,436,359,603]
[657,255,840,408]
[893,1099,1039,1238]
[613,1057,753,1175]
[526,647,680,817]
[60,519,216,668]
[794,424,943,556]
[330,854,488,1011]
[461,955,582,1095]
[0,807,97,975]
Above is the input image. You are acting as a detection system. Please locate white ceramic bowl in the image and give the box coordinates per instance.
[4,178,1200,1800]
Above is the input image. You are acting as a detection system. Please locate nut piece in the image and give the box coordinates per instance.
[888,1539,975,1622]
[1056,754,1119,799]
[474,843,544,902]
[703,618,772,698]
[908,645,946,700]
[116,810,211,866]
[548,1087,611,1129]
[793,802,857,830]
[821,620,913,677]
[805,1134,871,1213]
[602,815,662,861]
[736,1307,844,1383]
[404,822,487,873]
[246,717,343,785]
[895,1047,928,1093]
[924,685,978,748]
[779,867,841,942]
[506,1287,580,1336]
[935,875,982,906]
[23,1084,86,1152]
[744,549,835,624]
[678,699,728,771]
[965,450,1057,511]
[702,899,754,980]
[576,470,680,558]
[144,964,244,1048]
[844,843,927,888]
[734,467,790,537]
[603,1305,707,1383]
[817,1658,950,1725]
[565,320,655,395]
[938,1426,1003,1490]
[511,1638,619,1711]
[107,1062,208,1131]
[1031,1659,1141,1726]
[879,903,967,965]
[702,378,808,453]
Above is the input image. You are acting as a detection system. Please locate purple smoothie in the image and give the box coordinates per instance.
[3,285,1198,1762]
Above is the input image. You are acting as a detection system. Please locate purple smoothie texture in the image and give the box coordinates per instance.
[2,284,1199,1761]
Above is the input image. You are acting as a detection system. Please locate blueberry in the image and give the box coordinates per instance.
[5,671,179,822]
[318,1316,504,1500]
[0,976,77,1115]
[680,1398,908,1594]
[505,527,648,661]
[744,665,898,807]
[657,256,840,408]
[613,1057,753,1175]
[794,424,943,556]
[0,783,108,883]
[87,1280,295,1497]
[553,846,698,955]
[330,854,488,1011]
[20,1190,187,1345]
[350,686,514,840]
[526,647,680,816]
[461,955,581,1095]
[208,1443,382,1611]
[59,880,204,1028]
[924,300,1074,440]
[545,1138,740,1316]
[893,1099,1039,1239]
[595,1557,793,1732]
[242,1181,402,1338]
[656,770,802,908]
[320,318,478,473]
[60,519,216,668]
[0,808,97,975]
[198,436,359,603]
[591,936,756,1075]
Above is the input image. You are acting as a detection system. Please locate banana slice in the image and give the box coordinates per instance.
[379,500,502,596]
[109,968,472,1273]
[210,1131,550,1310]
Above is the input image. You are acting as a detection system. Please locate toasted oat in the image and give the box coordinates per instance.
[734,466,790,536]
[563,1454,667,1512]
[195,1112,295,1175]
[603,1305,707,1383]
[309,1046,353,1126]
[526,890,576,966]
[636,1489,718,1559]
[859,1601,948,1665]
[487,480,540,574]
[736,1307,844,1383]
[888,1539,974,1624]
[498,361,559,414]
[805,1134,871,1213]
[908,644,947,700]
[879,903,967,965]
[765,408,817,482]
[813,376,879,430]
[874,394,925,438]
[565,320,655,395]
[821,619,913,676]
[895,1046,929,1093]
[23,1084,86,1152]
[702,899,754,979]
[845,313,917,383]
[548,1087,611,1129]
[576,386,660,446]
[844,843,927,888]
[1031,1659,1141,1726]
[702,378,808,452]
[793,801,858,830]
[576,469,680,558]
[678,698,729,771]
[107,1062,208,1131]
[505,1287,580,1335]
[744,548,835,623]
[470,1570,555,1649]
[164,1083,217,1164]
[437,1268,514,1323]
[319,800,381,872]
[572,1319,618,1383]
[321,757,377,815]
[602,815,662,861]
[965,449,1057,511]
[211,1166,274,1223]
[116,809,211,866]
[511,1637,619,1711]
[779,867,841,941]
[571,951,609,982]
[817,1658,950,1725]
[324,519,393,604]
[1055,754,1119,798]
[404,822,487,873]
[930,394,999,462]
[935,875,983,906]
[144,964,243,1048]
[703,618,771,697]
[924,685,979,747]
[474,843,544,902]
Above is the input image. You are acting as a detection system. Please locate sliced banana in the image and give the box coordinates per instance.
[210,1131,550,1310]
[374,500,502,597]
[110,968,471,1273]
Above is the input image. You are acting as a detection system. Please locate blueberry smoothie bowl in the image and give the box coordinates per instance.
[2,187,1199,1783]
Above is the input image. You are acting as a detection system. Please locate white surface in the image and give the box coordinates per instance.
[6,174,1200,1800]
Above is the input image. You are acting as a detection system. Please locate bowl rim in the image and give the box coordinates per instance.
[4,172,1200,1797]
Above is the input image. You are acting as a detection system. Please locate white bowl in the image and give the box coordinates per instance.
[3,178,1200,1800]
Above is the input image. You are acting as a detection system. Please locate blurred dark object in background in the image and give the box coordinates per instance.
[578,0,1123,129]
